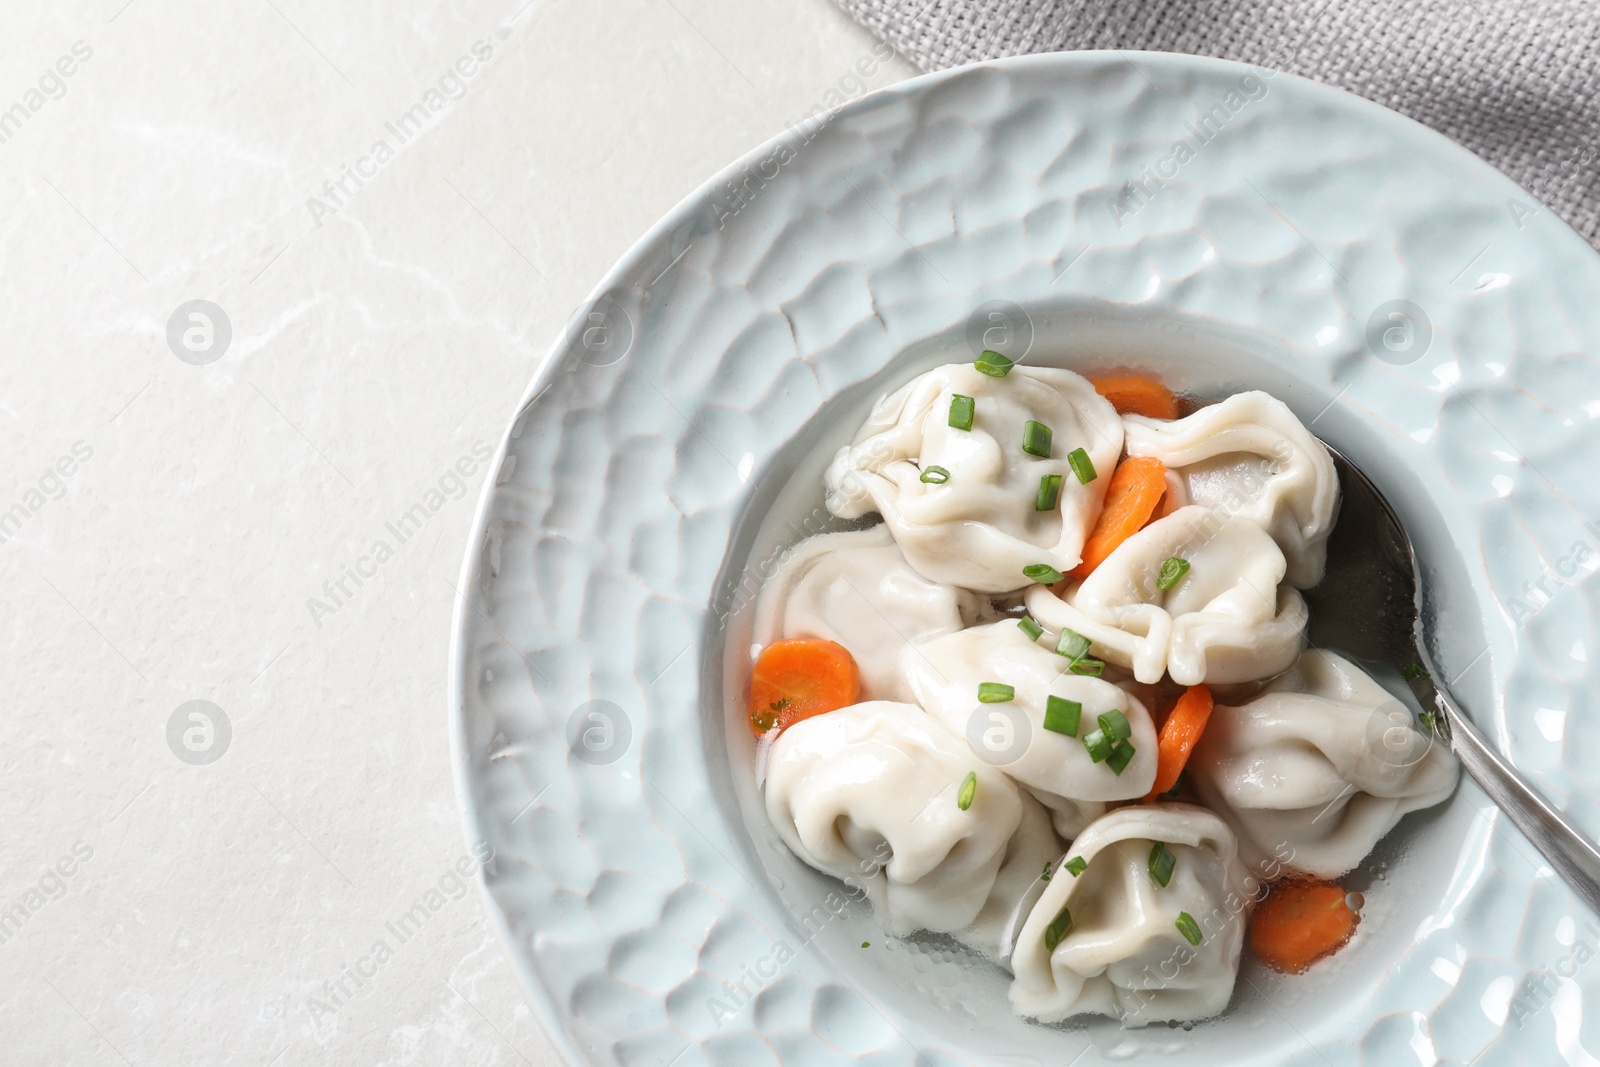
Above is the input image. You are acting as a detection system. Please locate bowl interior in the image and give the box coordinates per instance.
[703,300,1490,1060]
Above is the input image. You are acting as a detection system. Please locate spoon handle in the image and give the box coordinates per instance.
[1435,686,1600,916]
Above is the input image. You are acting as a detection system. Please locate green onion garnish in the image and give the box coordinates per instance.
[1022,420,1053,457]
[1097,709,1132,743]
[977,682,1015,703]
[974,350,1015,377]
[861,941,870,947]
[1043,905,1073,952]
[1420,710,1438,732]
[920,465,951,484]
[1069,657,1105,677]
[1175,911,1203,946]
[1023,563,1064,584]
[1041,861,1053,882]
[1018,616,1044,642]
[1035,473,1062,512]
[752,696,790,732]
[1064,856,1087,877]
[1149,841,1176,888]
[957,771,977,810]
[1043,695,1082,737]
[1402,662,1429,681]
[1156,557,1190,591]
[1067,447,1097,484]
[948,394,975,431]
[1056,629,1091,660]
[1083,727,1112,763]
[1106,740,1136,775]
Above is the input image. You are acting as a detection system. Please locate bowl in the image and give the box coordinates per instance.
[451,50,1600,1066]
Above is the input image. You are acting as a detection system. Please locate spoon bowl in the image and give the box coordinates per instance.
[1305,442,1600,915]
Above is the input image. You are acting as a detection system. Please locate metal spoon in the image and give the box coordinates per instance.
[1303,443,1600,916]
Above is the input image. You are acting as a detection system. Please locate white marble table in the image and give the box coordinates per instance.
[0,2,914,1062]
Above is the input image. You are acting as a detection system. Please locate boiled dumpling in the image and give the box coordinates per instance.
[903,621,1159,815]
[1044,799,1107,842]
[751,526,983,703]
[1009,804,1248,1025]
[955,791,1064,963]
[1122,391,1338,588]
[1024,505,1306,685]
[1188,649,1460,879]
[824,362,1123,593]
[764,700,1023,935]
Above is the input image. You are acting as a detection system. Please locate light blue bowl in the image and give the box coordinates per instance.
[451,50,1600,1066]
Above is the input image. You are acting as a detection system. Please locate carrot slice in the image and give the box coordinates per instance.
[1143,684,1213,801]
[748,638,860,737]
[1071,456,1168,580]
[1250,878,1360,974]
[1091,374,1180,420]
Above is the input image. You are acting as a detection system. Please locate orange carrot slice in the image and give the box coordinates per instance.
[1071,456,1168,580]
[748,638,860,737]
[1250,878,1360,974]
[1092,374,1180,420]
[1143,684,1213,801]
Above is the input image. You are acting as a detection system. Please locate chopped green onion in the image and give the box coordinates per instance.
[1083,727,1112,763]
[1064,856,1087,877]
[957,771,977,810]
[752,696,790,732]
[920,465,951,484]
[1043,905,1073,952]
[977,682,1015,703]
[1097,709,1132,743]
[1067,447,1097,484]
[1402,662,1429,681]
[861,941,871,947]
[1419,710,1438,732]
[1043,695,1082,737]
[1175,911,1203,946]
[975,350,1015,377]
[1041,861,1053,882]
[1149,841,1176,888]
[948,394,975,431]
[1018,616,1044,642]
[1056,629,1091,660]
[1035,473,1063,512]
[1106,740,1137,775]
[1156,557,1190,591]
[1023,563,1064,584]
[1069,657,1105,677]
[1022,420,1053,458]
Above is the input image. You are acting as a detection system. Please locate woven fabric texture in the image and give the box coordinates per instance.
[831,0,1600,248]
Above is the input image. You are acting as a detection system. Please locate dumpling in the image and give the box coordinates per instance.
[1189,649,1460,879]
[1044,799,1107,842]
[751,526,983,703]
[955,792,1064,963]
[1122,391,1338,588]
[824,362,1123,593]
[903,621,1159,814]
[1009,804,1249,1025]
[1024,505,1307,685]
[764,701,1024,935]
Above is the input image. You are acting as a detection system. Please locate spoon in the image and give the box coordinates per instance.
[1303,443,1600,916]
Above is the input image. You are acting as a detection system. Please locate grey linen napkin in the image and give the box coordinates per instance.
[830,0,1600,249]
